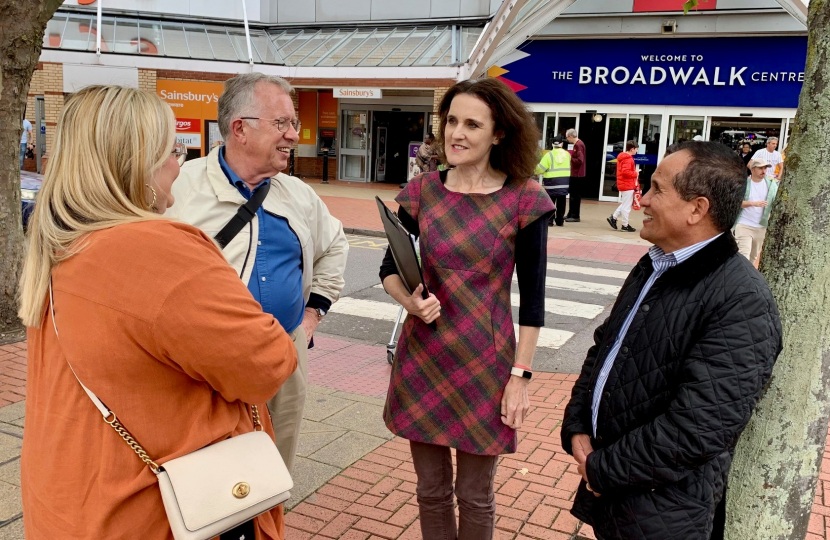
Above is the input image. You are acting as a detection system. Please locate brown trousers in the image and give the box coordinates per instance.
[410,440,499,540]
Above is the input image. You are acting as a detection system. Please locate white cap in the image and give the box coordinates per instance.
[692,135,704,141]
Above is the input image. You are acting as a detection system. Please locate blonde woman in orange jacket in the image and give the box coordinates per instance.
[18,86,297,539]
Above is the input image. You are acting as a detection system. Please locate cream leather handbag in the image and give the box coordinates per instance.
[49,283,293,540]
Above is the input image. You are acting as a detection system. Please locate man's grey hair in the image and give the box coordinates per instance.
[566,128,578,138]
[768,136,779,143]
[217,73,293,139]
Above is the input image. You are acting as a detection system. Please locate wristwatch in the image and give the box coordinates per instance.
[510,366,533,380]
[311,307,327,321]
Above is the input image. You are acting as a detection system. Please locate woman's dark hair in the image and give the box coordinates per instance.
[664,141,746,232]
[435,78,541,180]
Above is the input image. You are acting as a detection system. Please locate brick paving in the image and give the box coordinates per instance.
[3,327,829,539]
[0,343,26,407]
[309,336,392,399]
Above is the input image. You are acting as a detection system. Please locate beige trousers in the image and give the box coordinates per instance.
[735,224,767,264]
[267,325,307,475]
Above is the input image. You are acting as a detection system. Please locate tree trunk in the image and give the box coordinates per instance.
[726,2,830,538]
[0,0,64,340]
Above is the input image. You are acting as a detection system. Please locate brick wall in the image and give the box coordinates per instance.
[24,62,63,171]
[432,86,450,134]
[296,156,337,178]
[154,69,455,91]
[138,69,157,92]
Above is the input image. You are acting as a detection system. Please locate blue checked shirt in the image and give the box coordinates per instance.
[590,233,723,437]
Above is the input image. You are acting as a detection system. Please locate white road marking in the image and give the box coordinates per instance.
[509,294,605,319]
[512,276,621,296]
[547,262,630,280]
[329,297,573,349]
[373,285,605,319]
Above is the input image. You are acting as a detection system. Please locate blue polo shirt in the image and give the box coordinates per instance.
[218,147,305,334]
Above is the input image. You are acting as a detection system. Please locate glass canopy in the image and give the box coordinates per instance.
[43,11,484,68]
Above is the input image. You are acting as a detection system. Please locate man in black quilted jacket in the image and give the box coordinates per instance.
[561,141,782,540]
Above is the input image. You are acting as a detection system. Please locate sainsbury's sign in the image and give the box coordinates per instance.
[500,37,807,108]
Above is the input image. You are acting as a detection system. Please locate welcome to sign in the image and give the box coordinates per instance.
[501,36,807,108]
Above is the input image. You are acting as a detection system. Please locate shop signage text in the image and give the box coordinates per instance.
[176,118,200,133]
[176,134,202,148]
[499,37,807,108]
[333,87,383,99]
[159,89,220,106]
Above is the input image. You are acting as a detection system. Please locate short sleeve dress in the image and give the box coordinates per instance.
[383,171,554,456]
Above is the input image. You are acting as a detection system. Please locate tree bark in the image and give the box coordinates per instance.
[726,2,830,538]
[0,0,64,338]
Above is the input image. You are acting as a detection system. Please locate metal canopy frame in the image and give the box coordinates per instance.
[775,0,808,26]
[42,9,476,69]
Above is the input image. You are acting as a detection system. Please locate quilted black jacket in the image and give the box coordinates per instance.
[560,233,782,540]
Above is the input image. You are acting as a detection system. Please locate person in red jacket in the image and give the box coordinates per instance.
[607,141,639,232]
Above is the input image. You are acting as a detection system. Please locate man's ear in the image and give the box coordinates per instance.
[230,118,247,144]
[687,196,711,226]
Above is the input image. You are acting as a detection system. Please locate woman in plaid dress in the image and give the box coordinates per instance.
[379,79,554,539]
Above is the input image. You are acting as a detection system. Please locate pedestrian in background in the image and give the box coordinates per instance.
[752,136,782,178]
[739,142,753,169]
[562,141,782,540]
[565,128,586,222]
[18,85,297,539]
[168,73,349,475]
[20,117,33,170]
[379,78,553,540]
[607,140,639,233]
[536,135,570,226]
[735,157,779,267]
[416,132,439,173]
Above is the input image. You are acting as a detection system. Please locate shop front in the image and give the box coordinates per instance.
[157,80,224,160]
[297,88,433,184]
[497,35,806,201]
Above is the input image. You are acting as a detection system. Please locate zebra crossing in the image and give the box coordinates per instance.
[322,256,633,357]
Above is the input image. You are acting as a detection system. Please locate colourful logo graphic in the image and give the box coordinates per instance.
[487,65,527,93]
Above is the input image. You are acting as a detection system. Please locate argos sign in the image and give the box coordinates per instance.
[498,37,807,108]
[176,118,200,133]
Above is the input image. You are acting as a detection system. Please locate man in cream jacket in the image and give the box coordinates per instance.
[167,73,348,474]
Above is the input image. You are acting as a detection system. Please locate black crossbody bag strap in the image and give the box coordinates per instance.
[213,182,271,249]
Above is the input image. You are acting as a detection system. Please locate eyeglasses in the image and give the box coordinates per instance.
[172,142,188,166]
[240,117,301,133]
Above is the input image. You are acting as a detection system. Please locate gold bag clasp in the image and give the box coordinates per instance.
[232,482,251,499]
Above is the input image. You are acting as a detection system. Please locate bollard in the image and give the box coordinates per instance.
[321,148,329,184]
[289,148,295,176]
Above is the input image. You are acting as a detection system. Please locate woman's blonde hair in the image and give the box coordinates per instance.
[18,85,175,327]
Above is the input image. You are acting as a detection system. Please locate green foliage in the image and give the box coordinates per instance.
[683,0,709,14]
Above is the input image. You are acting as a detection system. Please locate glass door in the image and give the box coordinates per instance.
[544,113,579,150]
[600,115,627,200]
[340,109,370,181]
[669,116,705,145]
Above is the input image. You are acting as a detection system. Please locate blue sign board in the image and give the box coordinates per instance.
[502,37,807,108]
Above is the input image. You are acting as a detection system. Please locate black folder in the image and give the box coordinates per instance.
[375,196,428,300]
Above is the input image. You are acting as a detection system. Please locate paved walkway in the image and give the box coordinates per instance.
[2,339,830,539]
[305,179,651,265]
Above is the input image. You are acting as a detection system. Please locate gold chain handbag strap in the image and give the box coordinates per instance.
[48,280,262,474]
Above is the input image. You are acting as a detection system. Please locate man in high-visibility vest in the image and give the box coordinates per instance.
[536,136,571,226]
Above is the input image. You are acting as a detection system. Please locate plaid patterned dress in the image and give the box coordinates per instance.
[383,171,554,455]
